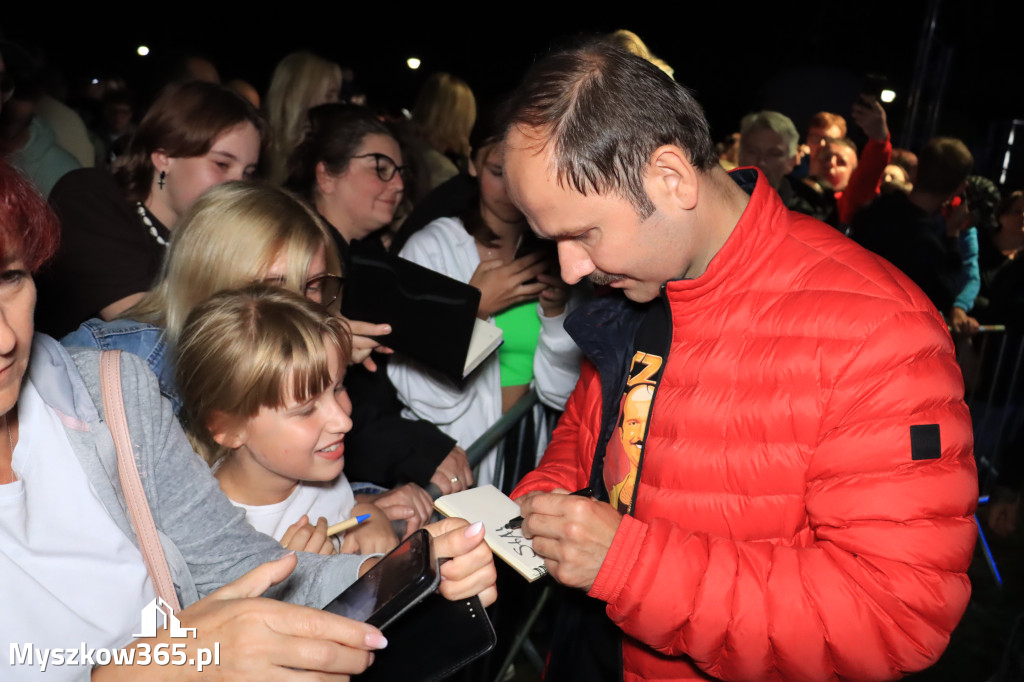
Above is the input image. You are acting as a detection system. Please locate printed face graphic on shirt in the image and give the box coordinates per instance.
[620,384,653,468]
[606,351,663,512]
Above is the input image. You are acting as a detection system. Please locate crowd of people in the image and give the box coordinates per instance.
[0,25,1019,682]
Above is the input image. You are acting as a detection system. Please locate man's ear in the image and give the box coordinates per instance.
[207,411,246,450]
[647,145,699,211]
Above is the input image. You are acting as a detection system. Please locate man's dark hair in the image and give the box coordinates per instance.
[505,42,716,219]
[914,137,973,198]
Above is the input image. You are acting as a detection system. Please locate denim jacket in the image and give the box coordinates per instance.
[61,318,181,415]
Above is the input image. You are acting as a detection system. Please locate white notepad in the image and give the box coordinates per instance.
[463,319,503,377]
[434,485,548,582]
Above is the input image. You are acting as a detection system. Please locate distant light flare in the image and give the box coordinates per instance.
[137,45,150,57]
[407,57,421,70]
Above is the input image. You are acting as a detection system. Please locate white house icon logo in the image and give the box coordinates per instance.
[133,597,197,639]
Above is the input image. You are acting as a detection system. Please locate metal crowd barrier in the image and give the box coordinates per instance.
[459,389,555,682]
[955,324,1024,588]
[465,389,541,471]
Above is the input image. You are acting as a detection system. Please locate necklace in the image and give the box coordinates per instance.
[137,202,169,246]
[1,413,16,485]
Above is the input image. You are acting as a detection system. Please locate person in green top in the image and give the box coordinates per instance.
[389,103,582,489]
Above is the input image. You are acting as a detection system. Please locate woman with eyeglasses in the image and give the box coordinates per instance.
[288,103,474,499]
[288,103,407,256]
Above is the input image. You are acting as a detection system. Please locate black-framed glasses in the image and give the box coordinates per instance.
[351,153,406,182]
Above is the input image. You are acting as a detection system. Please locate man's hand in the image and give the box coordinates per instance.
[430,446,473,495]
[93,553,387,680]
[518,489,622,591]
[342,318,393,372]
[851,95,889,142]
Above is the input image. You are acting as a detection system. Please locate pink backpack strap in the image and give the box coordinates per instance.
[100,350,182,612]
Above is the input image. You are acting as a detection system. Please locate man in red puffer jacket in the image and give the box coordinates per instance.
[505,42,977,682]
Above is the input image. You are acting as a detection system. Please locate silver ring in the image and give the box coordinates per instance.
[450,476,460,485]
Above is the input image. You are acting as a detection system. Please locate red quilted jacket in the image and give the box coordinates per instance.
[513,170,977,682]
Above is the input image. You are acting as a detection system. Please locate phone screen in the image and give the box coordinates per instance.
[323,529,439,628]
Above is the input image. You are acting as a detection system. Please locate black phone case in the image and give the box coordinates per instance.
[355,594,496,682]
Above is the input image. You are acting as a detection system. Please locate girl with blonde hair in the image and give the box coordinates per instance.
[177,284,398,555]
[265,51,343,185]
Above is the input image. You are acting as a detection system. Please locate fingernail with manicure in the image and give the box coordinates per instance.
[464,521,484,538]
[366,632,388,649]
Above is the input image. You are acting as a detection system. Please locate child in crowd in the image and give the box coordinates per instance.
[176,283,399,555]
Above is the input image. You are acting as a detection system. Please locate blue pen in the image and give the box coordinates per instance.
[327,513,371,536]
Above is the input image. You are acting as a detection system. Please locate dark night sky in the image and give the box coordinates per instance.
[4,1,1022,180]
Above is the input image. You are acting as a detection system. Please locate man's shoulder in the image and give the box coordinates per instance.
[771,212,944,323]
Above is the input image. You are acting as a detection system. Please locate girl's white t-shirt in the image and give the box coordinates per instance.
[230,475,356,545]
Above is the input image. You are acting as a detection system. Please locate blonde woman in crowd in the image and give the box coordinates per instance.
[411,72,476,189]
[265,51,343,185]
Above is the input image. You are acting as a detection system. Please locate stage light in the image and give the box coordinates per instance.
[137,45,150,57]
[407,57,421,70]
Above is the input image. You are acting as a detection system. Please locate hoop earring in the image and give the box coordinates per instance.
[158,171,166,189]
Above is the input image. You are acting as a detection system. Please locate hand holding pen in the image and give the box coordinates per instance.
[514,486,621,591]
[504,487,593,529]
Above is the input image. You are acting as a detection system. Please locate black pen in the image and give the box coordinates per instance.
[504,487,593,530]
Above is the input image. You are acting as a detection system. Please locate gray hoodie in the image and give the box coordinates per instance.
[29,334,365,609]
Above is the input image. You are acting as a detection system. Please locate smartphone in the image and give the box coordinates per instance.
[323,528,439,629]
